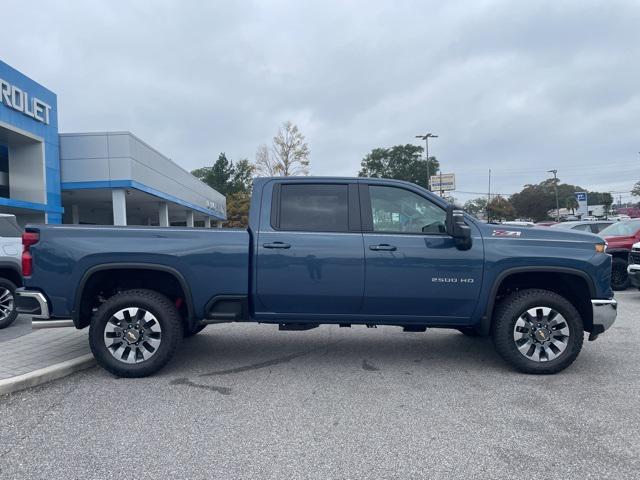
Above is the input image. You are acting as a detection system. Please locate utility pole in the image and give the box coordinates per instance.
[415,133,438,191]
[487,168,491,222]
[548,169,559,222]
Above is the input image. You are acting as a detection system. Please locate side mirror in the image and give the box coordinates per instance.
[446,206,472,250]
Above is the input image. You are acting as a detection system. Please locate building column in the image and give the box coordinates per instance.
[71,204,80,225]
[186,210,194,228]
[205,217,212,228]
[112,189,127,226]
[159,202,169,227]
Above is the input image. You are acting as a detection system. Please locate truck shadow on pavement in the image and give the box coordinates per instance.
[166,327,506,394]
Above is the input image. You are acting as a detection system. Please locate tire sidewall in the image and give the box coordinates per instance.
[611,257,629,291]
[0,278,18,329]
[493,289,584,374]
[89,290,181,377]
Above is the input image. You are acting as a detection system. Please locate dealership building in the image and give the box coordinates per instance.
[0,60,226,227]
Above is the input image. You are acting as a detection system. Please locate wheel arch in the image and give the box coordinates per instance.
[0,262,22,288]
[73,263,195,329]
[480,266,596,336]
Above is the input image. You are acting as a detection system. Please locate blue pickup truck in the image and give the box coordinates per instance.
[16,177,617,377]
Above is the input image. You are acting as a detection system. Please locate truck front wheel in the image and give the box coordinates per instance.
[492,289,584,374]
[89,289,182,378]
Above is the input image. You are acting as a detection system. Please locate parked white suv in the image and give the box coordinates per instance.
[0,214,22,329]
[628,242,640,290]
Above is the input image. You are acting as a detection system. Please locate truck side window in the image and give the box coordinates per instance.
[278,184,349,232]
[369,186,446,234]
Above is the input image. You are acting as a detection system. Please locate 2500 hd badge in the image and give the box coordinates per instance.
[432,277,475,283]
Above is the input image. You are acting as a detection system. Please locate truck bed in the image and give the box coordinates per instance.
[24,225,250,320]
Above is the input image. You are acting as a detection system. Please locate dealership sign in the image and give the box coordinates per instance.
[0,78,52,125]
[429,173,456,191]
[575,192,588,217]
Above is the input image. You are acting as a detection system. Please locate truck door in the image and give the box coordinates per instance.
[359,183,483,322]
[255,181,364,316]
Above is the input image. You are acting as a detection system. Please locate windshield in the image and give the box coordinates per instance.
[600,219,640,237]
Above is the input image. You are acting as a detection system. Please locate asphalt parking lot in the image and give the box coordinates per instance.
[1,292,639,479]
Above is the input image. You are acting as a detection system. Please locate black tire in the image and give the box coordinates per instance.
[492,289,584,374]
[0,278,18,329]
[89,289,182,378]
[611,257,630,291]
[183,323,207,337]
[457,327,482,337]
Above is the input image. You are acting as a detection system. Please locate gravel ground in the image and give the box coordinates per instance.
[1,292,639,479]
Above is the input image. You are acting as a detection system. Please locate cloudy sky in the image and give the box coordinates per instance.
[3,0,639,202]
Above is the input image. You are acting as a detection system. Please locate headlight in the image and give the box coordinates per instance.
[595,242,607,253]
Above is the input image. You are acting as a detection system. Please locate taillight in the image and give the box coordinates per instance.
[22,231,39,277]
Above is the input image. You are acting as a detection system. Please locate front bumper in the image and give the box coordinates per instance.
[627,265,640,288]
[591,298,617,335]
[15,288,74,328]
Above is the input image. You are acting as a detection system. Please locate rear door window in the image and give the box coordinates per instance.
[277,184,349,232]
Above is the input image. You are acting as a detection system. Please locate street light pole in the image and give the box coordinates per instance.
[548,169,559,222]
[415,133,438,191]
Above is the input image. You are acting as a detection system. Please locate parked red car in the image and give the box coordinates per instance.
[600,219,640,290]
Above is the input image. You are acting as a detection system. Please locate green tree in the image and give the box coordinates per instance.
[565,196,579,214]
[463,197,487,218]
[192,153,254,196]
[191,153,234,195]
[487,195,516,221]
[192,154,256,228]
[632,181,640,198]
[510,183,556,221]
[228,158,254,195]
[358,144,440,190]
[509,177,614,221]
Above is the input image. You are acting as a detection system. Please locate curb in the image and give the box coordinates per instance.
[0,353,96,396]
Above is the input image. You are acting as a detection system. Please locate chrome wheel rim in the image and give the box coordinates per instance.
[0,288,14,321]
[513,306,570,362]
[104,308,162,364]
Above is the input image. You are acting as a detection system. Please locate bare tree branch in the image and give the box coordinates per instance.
[254,143,280,176]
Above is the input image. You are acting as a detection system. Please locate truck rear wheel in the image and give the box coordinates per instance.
[89,289,182,378]
[492,289,583,374]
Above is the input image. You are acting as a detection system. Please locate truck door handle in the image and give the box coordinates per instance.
[369,244,397,251]
[263,242,291,249]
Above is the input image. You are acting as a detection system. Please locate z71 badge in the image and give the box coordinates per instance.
[492,229,522,237]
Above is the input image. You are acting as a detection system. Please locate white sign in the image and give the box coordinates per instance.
[430,173,456,191]
[575,192,588,218]
[0,77,52,125]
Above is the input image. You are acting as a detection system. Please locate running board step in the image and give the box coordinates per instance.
[402,325,427,332]
[279,323,319,331]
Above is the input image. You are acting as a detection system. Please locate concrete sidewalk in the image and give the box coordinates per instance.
[0,316,95,395]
